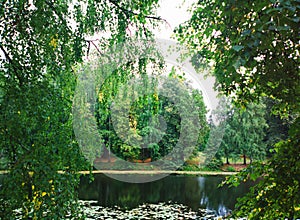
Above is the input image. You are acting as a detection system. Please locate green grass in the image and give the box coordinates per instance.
[226,166,236,172]
[221,157,248,164]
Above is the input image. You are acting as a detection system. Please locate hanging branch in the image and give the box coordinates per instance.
[45,1,73,33]
[108,0,169,24]
[0,44,12,65]
[0,44,24,86]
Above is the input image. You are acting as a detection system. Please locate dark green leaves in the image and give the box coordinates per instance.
[176,0,300,219]
[0,0,162,218]
[232,45,244,52]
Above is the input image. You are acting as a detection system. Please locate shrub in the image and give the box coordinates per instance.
[205,157,223,171]
[226,166,236,172]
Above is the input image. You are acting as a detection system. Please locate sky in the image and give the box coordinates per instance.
[155,0,196,39]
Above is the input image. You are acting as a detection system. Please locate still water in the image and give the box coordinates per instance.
[79,174,254,215]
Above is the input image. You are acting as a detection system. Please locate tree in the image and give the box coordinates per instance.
[232,102,268,165]
[213,98,267,165]
[263,98,290,157]
[211,97,235,165]
[95,71,209,163]
[191,89,210,155]
[176,0,300,219]
[0,0,163,218]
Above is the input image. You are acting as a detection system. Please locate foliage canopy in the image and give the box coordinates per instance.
[176,0,300,219]
[0,0,163,218]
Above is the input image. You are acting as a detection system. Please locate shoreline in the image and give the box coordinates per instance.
[78,170,237,175]
[0,170,237,175]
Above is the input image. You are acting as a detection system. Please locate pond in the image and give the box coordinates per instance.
[79,174,254,216]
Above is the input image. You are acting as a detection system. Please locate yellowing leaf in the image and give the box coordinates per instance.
[98,92,103,102]
[49,35,58,49]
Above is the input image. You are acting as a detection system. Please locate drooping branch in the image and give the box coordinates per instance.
[108,0,169,24]
[45,1,72,33]
[0,44,12,64]
[0,44,23,86]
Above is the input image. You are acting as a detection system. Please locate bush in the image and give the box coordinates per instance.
[181,164,200,171]
[205,157,223,171]
[226,166,236,172]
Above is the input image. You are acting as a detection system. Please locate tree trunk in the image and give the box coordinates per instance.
[226,157,230,165]
[102,147,109,159]
[243,154,247,165]
[108,146,111,162]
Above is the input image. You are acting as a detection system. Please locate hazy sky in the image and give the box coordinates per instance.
[154,0,218,114]
[155,0,196,39]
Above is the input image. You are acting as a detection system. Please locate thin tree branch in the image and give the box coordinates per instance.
[87,41,91,59]
[85,39,103,56]
[45,1,72,33]
[0,44,12,63]
[0,44,23,86]
[108,0,169,24]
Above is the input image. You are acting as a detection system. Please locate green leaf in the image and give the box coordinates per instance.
[232,45,244,52]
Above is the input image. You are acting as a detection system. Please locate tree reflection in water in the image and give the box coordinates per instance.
[79,174,255,215]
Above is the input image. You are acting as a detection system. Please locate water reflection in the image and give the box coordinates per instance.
[79,174,254,215]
